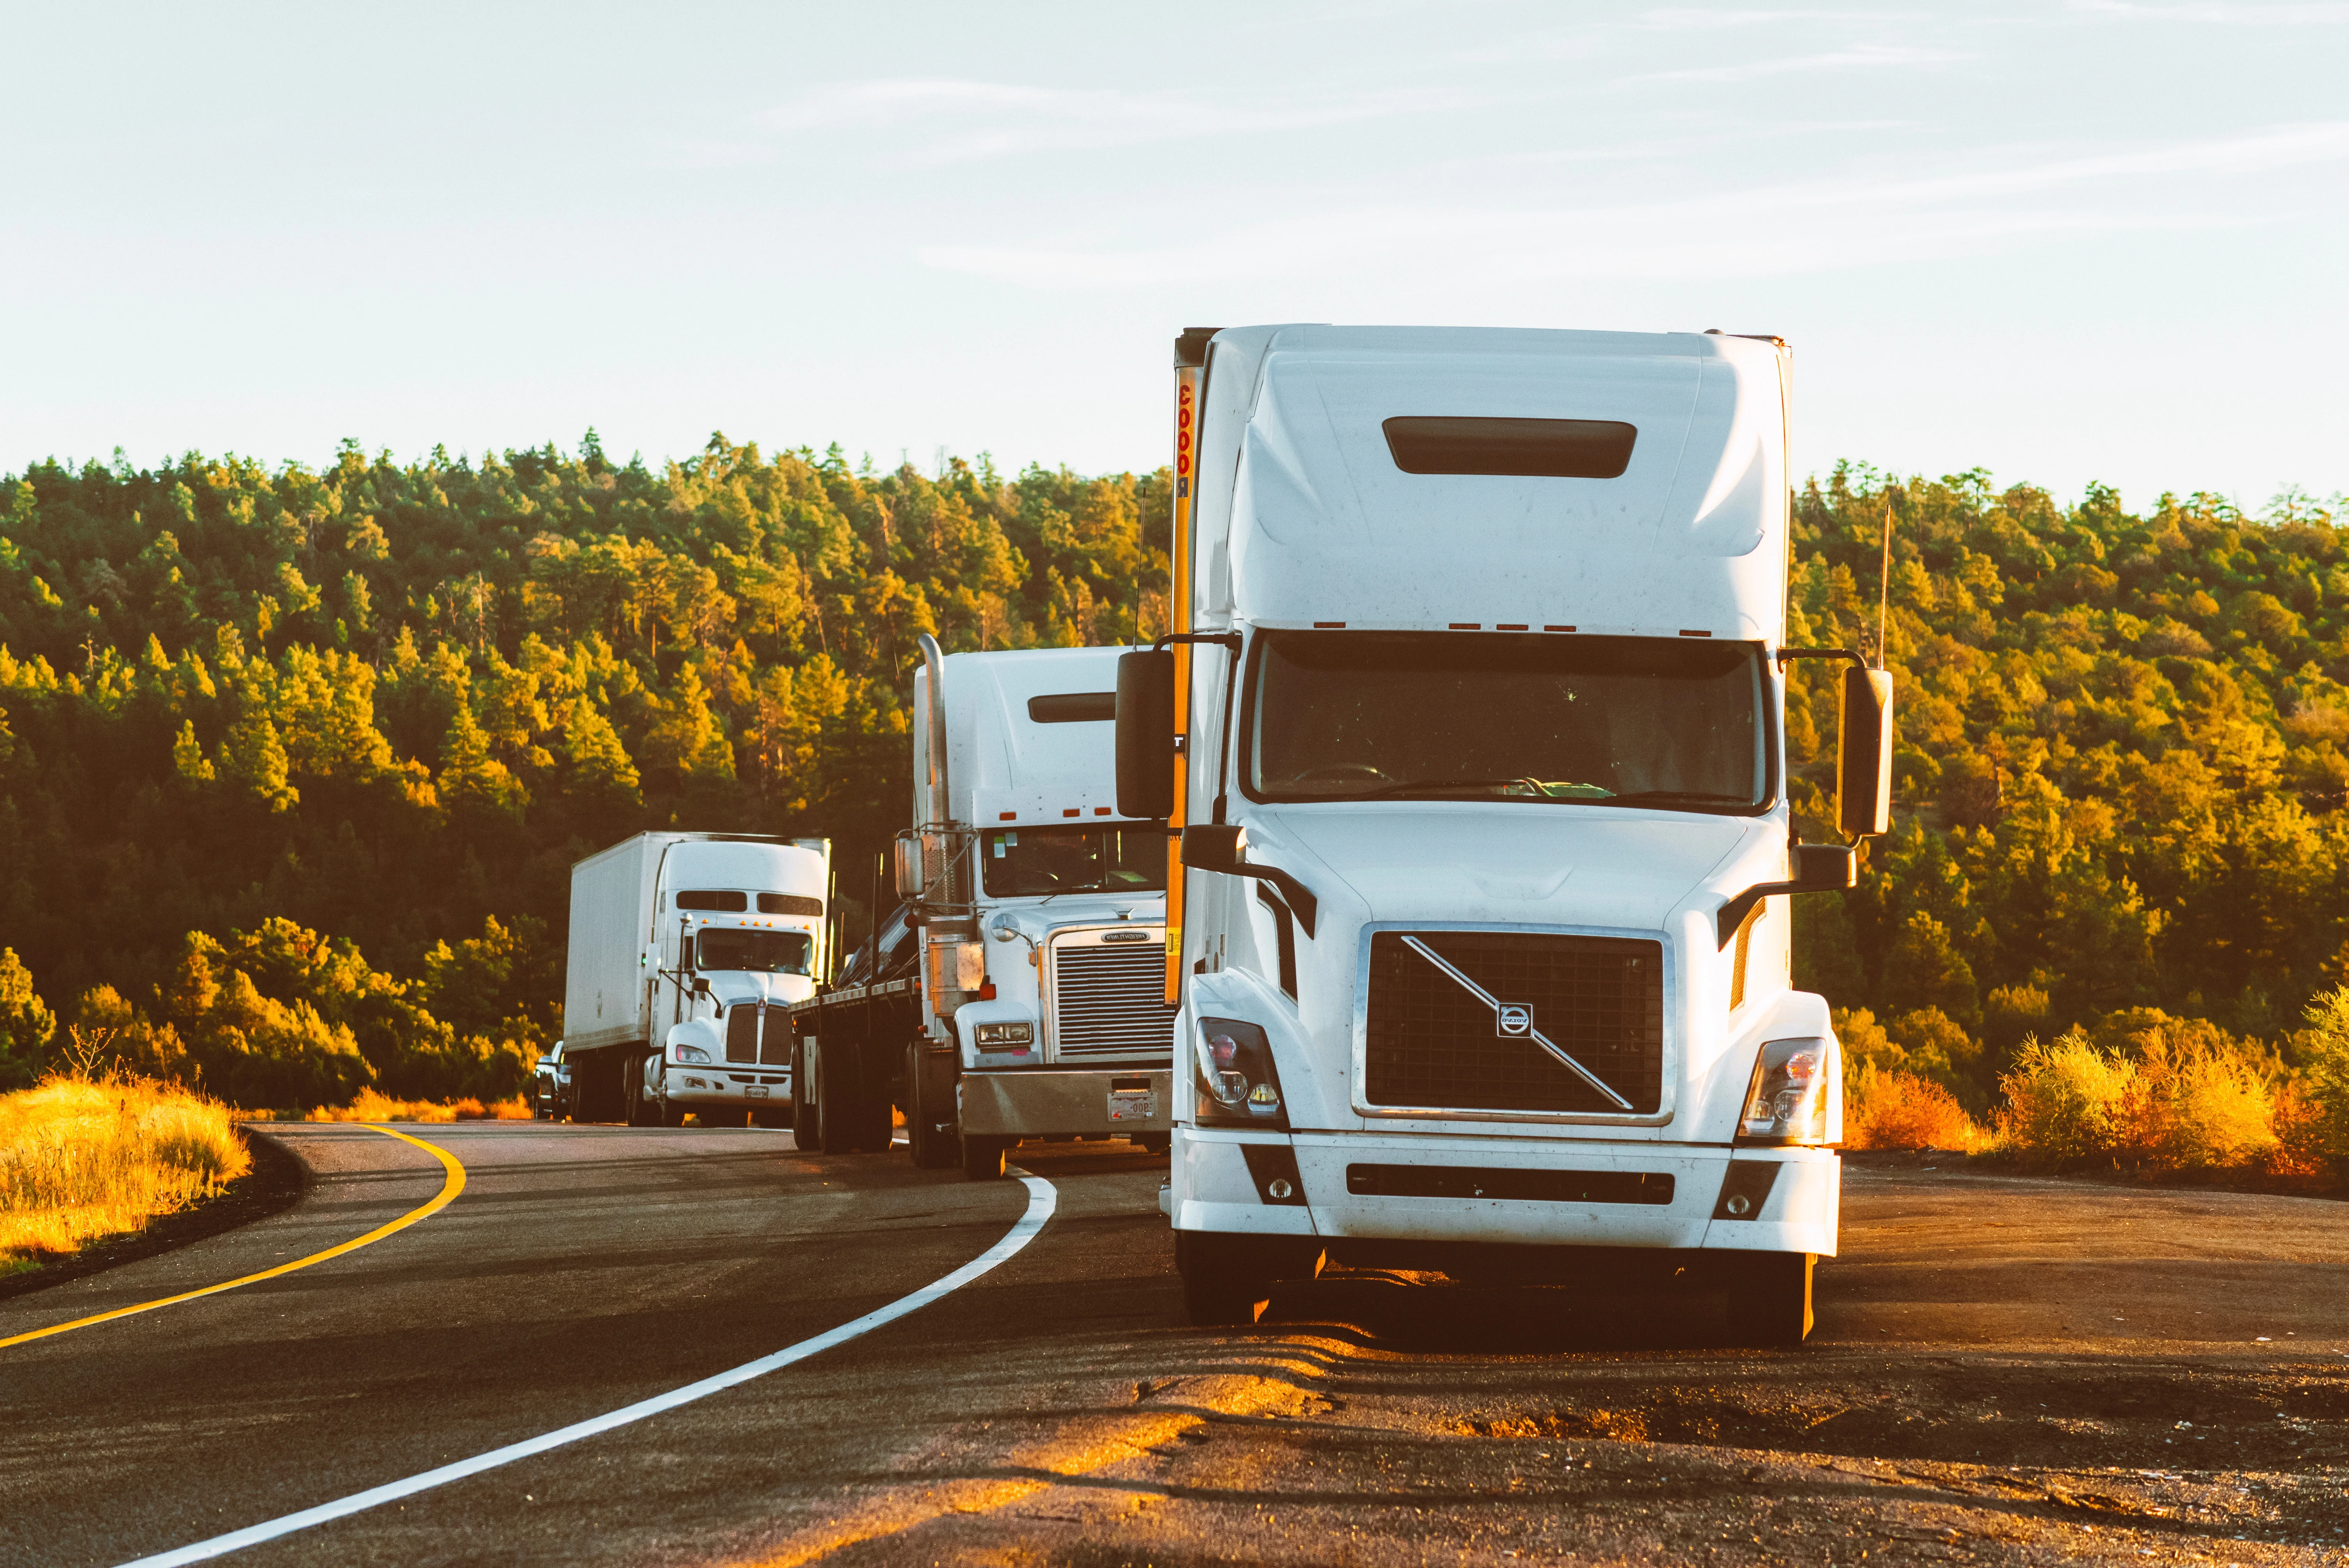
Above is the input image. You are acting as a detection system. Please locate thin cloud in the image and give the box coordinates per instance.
[2068,0,2349,20]
[917,122,2349,287]
[1634,42,1970,81]
[751,77,1470,165]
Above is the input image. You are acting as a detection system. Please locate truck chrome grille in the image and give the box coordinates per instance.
[1051,941,1177,1059]
[1364,931,1663,1115]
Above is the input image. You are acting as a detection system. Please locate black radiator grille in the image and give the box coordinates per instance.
[724,1004,790,1066]
[1363,931,1664,1114]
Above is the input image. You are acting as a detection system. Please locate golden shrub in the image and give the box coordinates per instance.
[1846,1063,1983,1151]
[0,1076,251,1267]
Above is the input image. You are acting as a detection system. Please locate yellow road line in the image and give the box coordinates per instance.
[0,1124,465,1351]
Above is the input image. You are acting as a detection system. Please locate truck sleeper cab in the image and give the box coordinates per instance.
[1121,324,1893,1342]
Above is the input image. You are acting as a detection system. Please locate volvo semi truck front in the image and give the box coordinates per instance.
[1117,325,1894,1342]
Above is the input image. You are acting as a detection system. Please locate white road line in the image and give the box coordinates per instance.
[118,1172,1059,1568]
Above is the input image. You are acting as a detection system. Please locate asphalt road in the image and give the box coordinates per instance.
[3,1126,2347,1568]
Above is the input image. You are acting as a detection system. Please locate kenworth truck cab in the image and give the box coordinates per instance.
[786,640,1178,1178]
[1116,324,1894,1342]
[562,833,831,1126]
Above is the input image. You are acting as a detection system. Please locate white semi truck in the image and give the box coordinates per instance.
[561,832,831,1126]
[1116,324,1894,1342]
[783,641,1177,1178]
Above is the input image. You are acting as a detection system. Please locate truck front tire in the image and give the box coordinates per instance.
[960,1134,1008,1180]
[904,1042,959,1169]
[1720,1251,1816,1346]
[1175,1231,1281,1327]
[790,1043,824,1151]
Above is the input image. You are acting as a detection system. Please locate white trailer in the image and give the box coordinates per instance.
[784,642,1176,1177]
[1116,325,1895,1342]
[561,832,831,1125]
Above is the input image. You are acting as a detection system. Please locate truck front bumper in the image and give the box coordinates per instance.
[660,1069,793,1108]
[1172,1128,1838,1258]
[959,1067,1173,1137]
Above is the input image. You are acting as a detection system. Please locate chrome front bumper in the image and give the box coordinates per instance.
[959,1067,1173,1137]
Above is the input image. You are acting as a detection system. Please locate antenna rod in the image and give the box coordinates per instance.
[1877,494,1893,672]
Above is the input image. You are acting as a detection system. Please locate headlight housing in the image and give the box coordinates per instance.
[973,1021,1034,1049]
[1193,1017,1288,1128]
[674,1044,711,1064]
[1736,1037,1834,1145]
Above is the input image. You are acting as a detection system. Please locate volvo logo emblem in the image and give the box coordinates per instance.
[1496,1003,1532,1037]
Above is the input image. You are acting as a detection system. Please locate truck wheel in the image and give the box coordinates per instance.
[904,1042,958,1169]
[1723,1251,1816,1346]
[960,1134,1007,1180]
[661,1094,686,1128]
[1175,1232,1275,1327]
[622,1060,645,1126]
[791,1044,823,1152]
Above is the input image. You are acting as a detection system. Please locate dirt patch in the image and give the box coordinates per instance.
[0,1124,305,1303]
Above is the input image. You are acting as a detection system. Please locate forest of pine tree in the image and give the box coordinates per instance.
[0,431,2342,1115]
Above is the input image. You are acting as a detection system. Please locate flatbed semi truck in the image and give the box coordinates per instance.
[781,640,1177,1177]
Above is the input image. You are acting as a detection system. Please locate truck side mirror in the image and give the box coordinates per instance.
[1115,649,1176,820]
[1837,666,1895,838]
[1180,823,1245,873]
[1793,842,1857,891]
[691,976,711,996]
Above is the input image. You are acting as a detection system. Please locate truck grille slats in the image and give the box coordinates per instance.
[1052,944,1176,1059]
[724,1006,789,1065]
[1364,931,1663,1115]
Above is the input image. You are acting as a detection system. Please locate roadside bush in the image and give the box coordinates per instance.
[1995,1032,2135,1164]
[2290,985,2349,1179]
[299,1088,531,1123]
[1845,1062,1983,1151]
[0,1076,250,1269]
[2116,1035,2277,1172]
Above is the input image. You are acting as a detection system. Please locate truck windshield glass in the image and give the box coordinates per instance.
[694,928,813,975]
[1246,632,1768,811]
[981,825,1169,898]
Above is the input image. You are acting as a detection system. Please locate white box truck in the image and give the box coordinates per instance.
[1116,325,1895,1342]
[782,640,1176,1178]
[562,832,831,1126]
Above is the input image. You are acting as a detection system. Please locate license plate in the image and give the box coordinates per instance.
[746,1085,770,1098]
[1107,1090,1157,1122]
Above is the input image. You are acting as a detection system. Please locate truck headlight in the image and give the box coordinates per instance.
[1193,1017,1288,1129]
[974,1021,1034,1048]
[674,1044,711,1064]
[1737,1037,1832,1145]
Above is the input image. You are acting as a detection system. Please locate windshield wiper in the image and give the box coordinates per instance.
[1338,777,1618,801]
[1591,790,1751,806]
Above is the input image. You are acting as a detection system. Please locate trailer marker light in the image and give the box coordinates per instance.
[1094,807,1111,815]
[1545,624,1576,632]
[1679,629,1712,637]
[1497,623,1528,631]
[1449,623,1480,630]
[1063,808,1080,817]
[1314,621,1345,629]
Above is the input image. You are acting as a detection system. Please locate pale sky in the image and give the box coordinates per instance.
[4,1,2345,514]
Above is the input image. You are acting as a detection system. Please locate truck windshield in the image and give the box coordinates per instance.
[694,928,814,975]
[1246,631,1768,811]
[981,825,1169,898]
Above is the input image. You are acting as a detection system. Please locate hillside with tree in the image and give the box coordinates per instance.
[0,433,2343,1121]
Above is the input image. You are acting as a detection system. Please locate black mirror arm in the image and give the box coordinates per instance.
[1152,632,1243,653]
[1715,845,1859,948]
[1222,863,1317,939]
[1774,646,1864,670]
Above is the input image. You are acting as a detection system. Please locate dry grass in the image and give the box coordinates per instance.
[297,1088,531,1123]
[1845,1064,1987,1151]
[0,1075,252,1270]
